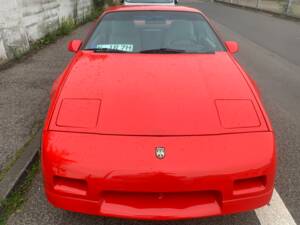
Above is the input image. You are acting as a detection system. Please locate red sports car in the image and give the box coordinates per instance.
[42,5,276,220]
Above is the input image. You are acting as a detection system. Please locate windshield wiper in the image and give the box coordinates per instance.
[139,48,187,54]
[85,48,129,53]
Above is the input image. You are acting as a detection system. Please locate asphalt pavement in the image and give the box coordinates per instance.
[4,1,300,224]
[0,24,90,171]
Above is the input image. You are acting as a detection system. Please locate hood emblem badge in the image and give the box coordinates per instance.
[155,147,166,160]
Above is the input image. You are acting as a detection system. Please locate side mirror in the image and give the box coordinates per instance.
[68,40,82,53]
[225,41,239,54]
[120,0,124,3]
[175,0,178,4]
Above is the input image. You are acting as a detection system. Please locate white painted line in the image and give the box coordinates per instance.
[255,189,297,225]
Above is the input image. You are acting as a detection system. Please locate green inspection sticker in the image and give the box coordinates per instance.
[96,44,134,52]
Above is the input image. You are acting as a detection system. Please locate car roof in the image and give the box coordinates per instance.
[104,5,202,14]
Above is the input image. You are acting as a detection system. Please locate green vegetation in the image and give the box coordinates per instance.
[31,19,76,50]
[94,0,107,8]
[0,120,42,183]
[93,0,117,8]
[31,10,99,51]
[7,1,112,63]
[32,0,120,50]
[0,159,40,225]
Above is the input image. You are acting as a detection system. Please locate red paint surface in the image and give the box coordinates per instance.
[42,5,276,220]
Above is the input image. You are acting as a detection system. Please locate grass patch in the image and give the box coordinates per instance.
[31,1,117,51]
[0,1,119,70]
[4,3,108,64]
[0,120,42,183]
[31,14,90,51]
[31,19,76,50]
[0,158,40,225]
[93,0,117,8]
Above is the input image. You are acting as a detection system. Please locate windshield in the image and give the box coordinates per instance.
[84,11,225,53]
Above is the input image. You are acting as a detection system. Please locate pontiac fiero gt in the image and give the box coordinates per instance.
[42,5,276,220]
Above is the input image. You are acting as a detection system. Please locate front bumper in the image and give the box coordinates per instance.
[42,131,276,220]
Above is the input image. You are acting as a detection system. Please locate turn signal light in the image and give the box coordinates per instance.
[233,176,266,195]
[53,176,87,197]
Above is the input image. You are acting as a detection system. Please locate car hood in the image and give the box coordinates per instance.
[49,51,268,135]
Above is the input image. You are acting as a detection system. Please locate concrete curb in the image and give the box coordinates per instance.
[0,130,41,202]
[214,0,300,22]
